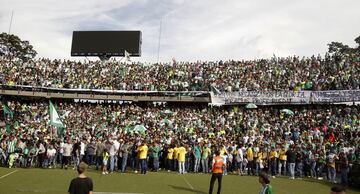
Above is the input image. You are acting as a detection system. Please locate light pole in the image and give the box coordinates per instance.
[156,18,163,64]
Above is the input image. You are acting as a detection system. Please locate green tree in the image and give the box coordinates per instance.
[0,32,37,61]
[327,35,360,61]
[327,41,351,55]
[354,35,360,54]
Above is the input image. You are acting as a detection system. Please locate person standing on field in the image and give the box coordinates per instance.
[209,150,226,194]
[68,162,93,194]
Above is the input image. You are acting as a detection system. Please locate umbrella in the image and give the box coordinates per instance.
[133,125,147,133]
[245,103,257,109]
[280,109,294,115]
[160,119,173,126]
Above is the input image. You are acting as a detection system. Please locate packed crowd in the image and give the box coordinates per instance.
[0,100,359,186]
[0,54,359,91]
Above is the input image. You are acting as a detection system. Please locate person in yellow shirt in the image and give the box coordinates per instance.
[327,151,339,183]
[256,148,264,175]
[178,143,187,174]
[173,144,179,171]
[137,142,148,174]
[167,146,174,172]
[269,147,278,178]
[247,143,255,175]
[102,149,109,175]
[219,145,228,175]
[279,147,287,175]
[220,146,228,157]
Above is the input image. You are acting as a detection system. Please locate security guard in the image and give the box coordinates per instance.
[209,150,226,194]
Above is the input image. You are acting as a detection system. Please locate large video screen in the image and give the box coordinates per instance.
[71,31,141,57]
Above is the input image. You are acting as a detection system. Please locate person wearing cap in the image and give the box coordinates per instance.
[209,150,226,194]
[68,162,93,194]
[259,172,273,194]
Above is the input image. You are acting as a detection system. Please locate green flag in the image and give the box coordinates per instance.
[5,123,11,133]
[13,121,19,129]
[3,104,13,118]
[49,101,65,128]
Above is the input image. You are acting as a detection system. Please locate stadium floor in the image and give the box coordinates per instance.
[0,167,359,194]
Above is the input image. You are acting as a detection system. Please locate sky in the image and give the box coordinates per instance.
[0,0,359,63]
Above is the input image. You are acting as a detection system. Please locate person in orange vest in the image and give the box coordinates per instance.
[209,150,226,194]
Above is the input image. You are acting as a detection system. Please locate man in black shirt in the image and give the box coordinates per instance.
[339,152,349,186]
[68,162,93,194]
[286,146,296,179]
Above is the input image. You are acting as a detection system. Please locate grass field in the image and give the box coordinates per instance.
[0,167,359,194]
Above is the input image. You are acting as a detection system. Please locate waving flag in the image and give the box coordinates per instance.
[124,50,131,62]
[49,101,65,128]
[3,104,13,118]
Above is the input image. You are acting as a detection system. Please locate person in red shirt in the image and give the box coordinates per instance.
[209,150,226,194]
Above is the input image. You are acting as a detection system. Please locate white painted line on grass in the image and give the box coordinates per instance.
[182,176,194,190]
[93,192,143,194]
[0,170,18,179]
[16,189,47,193]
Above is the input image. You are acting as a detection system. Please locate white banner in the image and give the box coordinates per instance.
[214,91,310,105]
[213,90,359,105]
[1,84,359,105]
[311,90,360,103]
